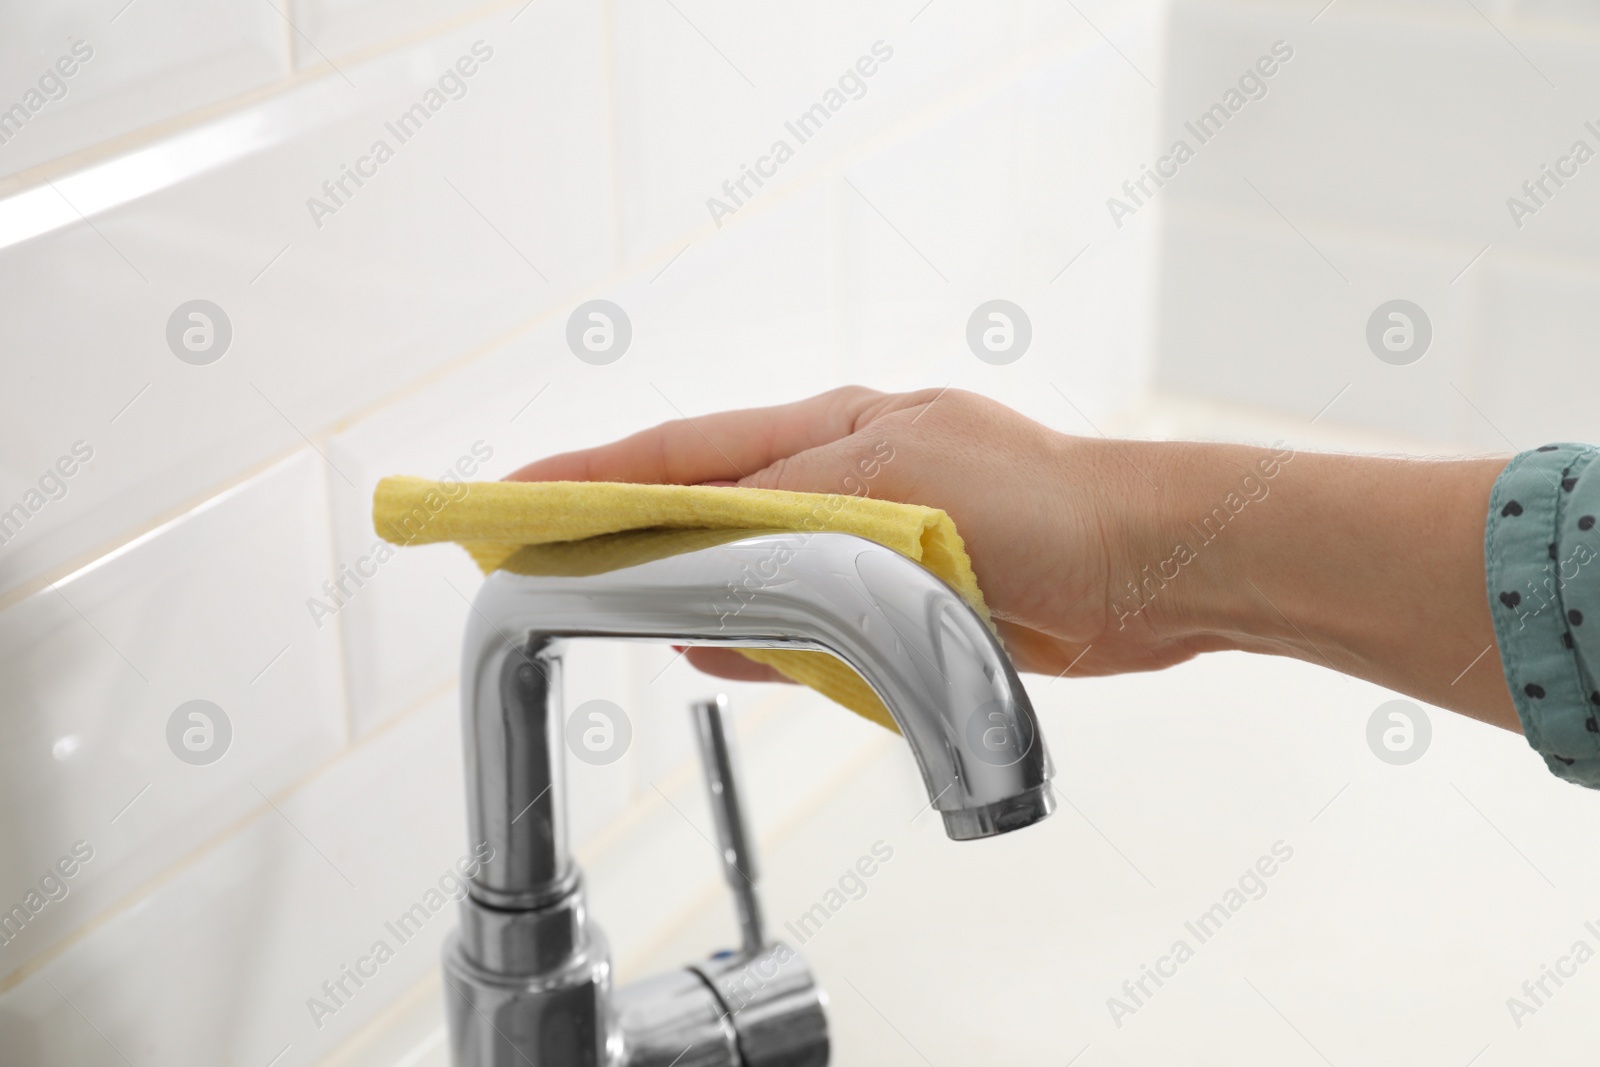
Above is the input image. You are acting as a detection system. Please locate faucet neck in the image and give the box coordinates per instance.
[461,636,573,909]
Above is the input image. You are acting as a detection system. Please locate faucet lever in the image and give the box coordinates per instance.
[691,695,764,957]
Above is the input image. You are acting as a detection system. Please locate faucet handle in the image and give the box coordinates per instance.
[684,695,830,1067]
[691,695,765,957]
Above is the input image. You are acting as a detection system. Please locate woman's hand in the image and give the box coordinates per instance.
[506,386,1211,683]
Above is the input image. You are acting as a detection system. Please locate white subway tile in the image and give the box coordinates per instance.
[0,450,344,988]
[1154,202,1481,443]
[1471,252,1600,450]
[0,2,289,180]
[599,179,841,415]
[833,35,1161,430]
[624,646,812,802]
[0,0,613,599]
[0,686,465,1064]
[609,0,1104,264]
[1158,0,1598,262]
[559,640,639,850]
[1517,0,1600,26]
[291,0,497,68]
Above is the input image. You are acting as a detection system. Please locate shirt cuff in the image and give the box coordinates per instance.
[1486,443,1600,786]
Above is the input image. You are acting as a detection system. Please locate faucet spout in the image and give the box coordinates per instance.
[460,530,1053,909]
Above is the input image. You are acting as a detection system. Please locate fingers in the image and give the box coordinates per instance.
[731,432,879,497]
[684,647,793,683]
[505,386,890,485]
[728,388,961,496]
[732,401,927,500]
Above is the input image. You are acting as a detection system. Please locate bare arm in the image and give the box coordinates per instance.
[1114,441,1515,728]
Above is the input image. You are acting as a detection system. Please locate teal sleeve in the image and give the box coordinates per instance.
[1486,443,1600,786]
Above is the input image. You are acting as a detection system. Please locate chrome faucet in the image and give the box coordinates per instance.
[442,530,1054,1066]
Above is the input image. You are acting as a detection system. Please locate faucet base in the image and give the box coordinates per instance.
[442,923,613,1067]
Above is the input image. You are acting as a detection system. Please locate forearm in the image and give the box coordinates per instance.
[1113,441,1517,729]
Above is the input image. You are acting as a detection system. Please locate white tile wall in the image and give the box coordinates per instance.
[0,450,345,992]
[0,0,615,602]
[609,0,1032,262]
[1156,201,1483,442]
[604,0,1160,263]
[601,179,841,416]
[834,21,1162,430]
[1158,0,1592,256]
[1474,251,1600,448]
[1151,0,1600,444]
[0,686,465,1065]
[0,1,290,180]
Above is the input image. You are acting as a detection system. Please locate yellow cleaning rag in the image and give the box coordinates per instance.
[371,476,994,732]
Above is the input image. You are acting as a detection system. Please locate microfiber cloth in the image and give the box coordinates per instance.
[371,476,994,733]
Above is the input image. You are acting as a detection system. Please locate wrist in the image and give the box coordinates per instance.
[1101,439,1303,654]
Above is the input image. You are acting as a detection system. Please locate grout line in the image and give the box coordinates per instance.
[311,442,361,746]
[281,0,299,68]
[603,0,626,273]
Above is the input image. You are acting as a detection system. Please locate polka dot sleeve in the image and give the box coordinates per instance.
[1487,443,1600,786]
